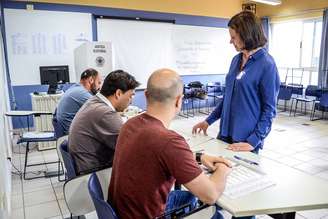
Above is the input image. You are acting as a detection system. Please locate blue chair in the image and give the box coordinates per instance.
[310,92,328,121]
[59,140,77,180]
[277,86,293,113]
[16,111,59,180]
[53,108,67,181]
[17,131,58,180]
[52,108,66,139]
[288,83,303,96]
[292,85,319,116]
[179,85,195,118]
[88,173,118,219]
[206,82,223,107]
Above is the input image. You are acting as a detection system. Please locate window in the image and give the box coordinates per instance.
[270,19,322,86]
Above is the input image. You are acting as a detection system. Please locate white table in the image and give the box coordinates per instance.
[196,138,328,218]
[5,110,52,131]
[179,132,214,149]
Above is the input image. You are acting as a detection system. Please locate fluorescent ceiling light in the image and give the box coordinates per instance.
[250,0,282,5]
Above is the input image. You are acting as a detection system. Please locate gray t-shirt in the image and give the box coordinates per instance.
[69,95,123,175]
[56,84,92,134]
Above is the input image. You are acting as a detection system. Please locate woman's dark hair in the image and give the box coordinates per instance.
[100,70,140,96]
[228,11,267,51]
[80,68,99,80]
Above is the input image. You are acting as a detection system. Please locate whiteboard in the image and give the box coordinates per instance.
[97,19,174,88]
[5,9,93,85]
[97,19,236,88]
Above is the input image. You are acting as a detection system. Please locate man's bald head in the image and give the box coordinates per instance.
[146,69,183,104]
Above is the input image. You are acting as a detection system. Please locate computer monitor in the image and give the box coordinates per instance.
[40,65,70,94]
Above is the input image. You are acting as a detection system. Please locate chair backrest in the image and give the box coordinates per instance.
[288,83,303,95]
[59,140,77,180]
[305,85,320,98]
[88,173,118,219]
[63,168,112,217]
[319,93,328,108]
[52,108,65,138]
[56,135,68,164]
[278,86,292,100]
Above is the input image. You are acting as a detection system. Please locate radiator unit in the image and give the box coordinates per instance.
[31,92,63,150]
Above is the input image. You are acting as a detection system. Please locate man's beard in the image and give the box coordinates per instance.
[90,83,99,95]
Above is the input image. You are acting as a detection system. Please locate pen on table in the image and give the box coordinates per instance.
[234,155,259,165]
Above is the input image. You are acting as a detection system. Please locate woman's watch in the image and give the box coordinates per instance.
[196,152,203,164]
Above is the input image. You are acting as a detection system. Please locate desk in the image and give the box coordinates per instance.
[5,110,52,131]
[5,110,60,180]
[177,131,214,148]
[195,139,328,218]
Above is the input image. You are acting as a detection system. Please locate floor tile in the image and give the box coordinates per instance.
[53,186,64,200]
[24,188,57,207]
[23,178,52,193]
[11,194,24,210]
[11,182,23,196]
[10,208,24,219]
[24,201,61,219]
[58,199,70,216]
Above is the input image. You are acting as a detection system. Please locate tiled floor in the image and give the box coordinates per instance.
[9,111,328,219]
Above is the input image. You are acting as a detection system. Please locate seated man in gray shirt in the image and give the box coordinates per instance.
[56,68,102,135]
[69,70,140,175]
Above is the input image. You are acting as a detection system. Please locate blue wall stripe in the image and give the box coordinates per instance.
[11,74,225,128]
[91,14,98,41]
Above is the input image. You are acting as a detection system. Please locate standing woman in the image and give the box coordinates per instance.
[193,10,280,219]
[193,11,280,155]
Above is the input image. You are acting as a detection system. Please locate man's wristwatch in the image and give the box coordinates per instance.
[196,152,203,164]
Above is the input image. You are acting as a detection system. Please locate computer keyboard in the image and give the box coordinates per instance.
[223,164,275,199]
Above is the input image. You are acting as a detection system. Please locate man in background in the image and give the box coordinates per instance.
[56,68,102,135]
[69,70,140,175]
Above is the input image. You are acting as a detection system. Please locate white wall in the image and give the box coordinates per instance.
[0,21,12,218]
[4,8,93,85]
